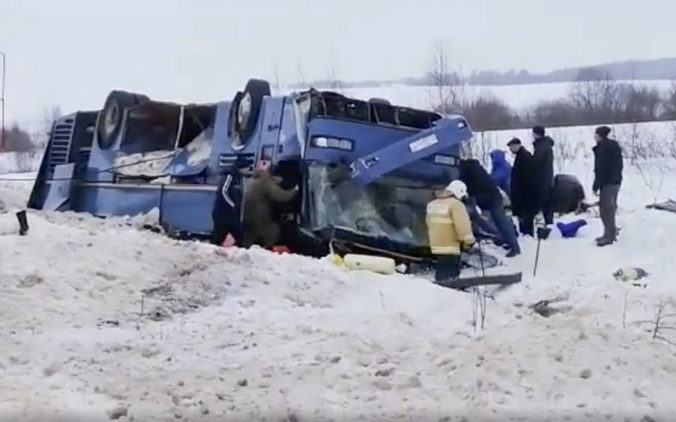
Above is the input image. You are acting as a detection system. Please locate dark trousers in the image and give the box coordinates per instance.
[599,184,620,240]
[435,254,461,281]
[519,214,535,237]
[487,197,520,253]
[540,189,554,225]
[241,221,281,249]
[466,198,500,239]
[210,209,241,246]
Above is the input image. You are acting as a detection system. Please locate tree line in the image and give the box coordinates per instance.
[428,48,676,132]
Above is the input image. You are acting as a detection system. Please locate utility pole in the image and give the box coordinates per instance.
[0,51,5,151]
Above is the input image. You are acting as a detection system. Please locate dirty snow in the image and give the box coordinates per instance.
[112,151,174,179]
[1,122,676,421]
[185,129,213,167]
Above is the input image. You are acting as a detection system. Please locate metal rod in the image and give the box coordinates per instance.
[533,236,542,277]
[477,239,486,277]
[1,51,5,151]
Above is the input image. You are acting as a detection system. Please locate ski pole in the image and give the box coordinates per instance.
[477,240,486,277]
[533,236,541,277]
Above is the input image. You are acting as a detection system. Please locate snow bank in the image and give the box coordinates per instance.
[0,151,43,174]
[2,120,676,420]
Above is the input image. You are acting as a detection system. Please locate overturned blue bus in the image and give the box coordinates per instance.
[27,79,473,262]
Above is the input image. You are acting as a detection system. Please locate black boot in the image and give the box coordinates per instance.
[16,210,29,236]
[596,237,615,247]
[506,249,521,258]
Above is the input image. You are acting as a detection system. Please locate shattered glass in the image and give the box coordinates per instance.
[307,163,434,247]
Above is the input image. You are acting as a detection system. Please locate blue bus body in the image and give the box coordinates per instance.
[28,84,473,260]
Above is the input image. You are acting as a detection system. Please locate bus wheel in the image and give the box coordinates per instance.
[235,79,271,145]
[97,90,149,150]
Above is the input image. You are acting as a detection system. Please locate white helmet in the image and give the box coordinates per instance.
[445,180,468,199]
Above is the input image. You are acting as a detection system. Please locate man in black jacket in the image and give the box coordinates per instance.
[592,126,623,247]
[532,126,555,225]
[508,138,539,236]
[459,158,521,257]
[210,155,249,246]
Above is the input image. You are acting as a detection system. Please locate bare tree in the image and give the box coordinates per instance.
[636,301,676,346]
[35,105,62,147]
[273,64,282,95]
[327,64,343,92]
[296,61,307,88]
[427,43,464,114]
[663,81,676,119]
[3,122,34,152]
[570,67,622,122]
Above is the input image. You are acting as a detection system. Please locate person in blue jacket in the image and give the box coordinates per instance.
[489,149,512,195]
[210,155,250,246]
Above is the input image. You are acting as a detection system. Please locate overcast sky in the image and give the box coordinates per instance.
[1,0,675,126]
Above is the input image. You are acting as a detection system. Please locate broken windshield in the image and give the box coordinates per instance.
[307,163,435,247]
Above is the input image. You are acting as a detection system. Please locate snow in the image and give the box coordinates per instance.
[0,151,43,175]
[112,151,174,179]
[2,121,676,420]
[185,129,213,167]
[338,80,676,113]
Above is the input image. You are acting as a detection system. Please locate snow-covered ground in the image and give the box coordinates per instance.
[0,151,43,175]
[2,122,676,421]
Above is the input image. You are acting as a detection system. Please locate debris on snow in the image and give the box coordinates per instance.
[17,273,43,288]
[613,267,649,282]
[106,405,128,420]
[375,367,395,377]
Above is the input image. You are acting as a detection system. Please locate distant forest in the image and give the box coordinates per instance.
[291,57,676,89]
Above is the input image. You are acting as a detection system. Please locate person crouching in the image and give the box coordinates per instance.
[426,180,476,281]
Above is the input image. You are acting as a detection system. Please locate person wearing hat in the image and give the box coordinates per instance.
[592,126,623,246]
[210,155,251,246]
[532,125,555,225]
[426,180,475,281]
[508,137,539,236]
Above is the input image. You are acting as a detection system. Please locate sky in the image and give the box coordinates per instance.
[1,0,675,127]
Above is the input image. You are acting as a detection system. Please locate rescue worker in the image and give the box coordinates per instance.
[508,138,539,236]
[532,126,555,225]
[210,155,249,246]
[592,126,623,247]
[242,161,299,249]
[458,158,520,257]
[426,180,475,281]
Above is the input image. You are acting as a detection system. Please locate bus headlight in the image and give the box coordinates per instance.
[311,136,353,151]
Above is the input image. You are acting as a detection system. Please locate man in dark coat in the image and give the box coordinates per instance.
[532,126,555,225]
[210,155,249,246]
[459,158,520,257]
[592,126,623,247]
[508,138,539,236]
[242,163,299,249]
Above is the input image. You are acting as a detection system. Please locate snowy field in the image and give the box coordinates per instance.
[0,151,43,175]
[2,122,676,421]
[339,79,675,113]
[11,79,675,132]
